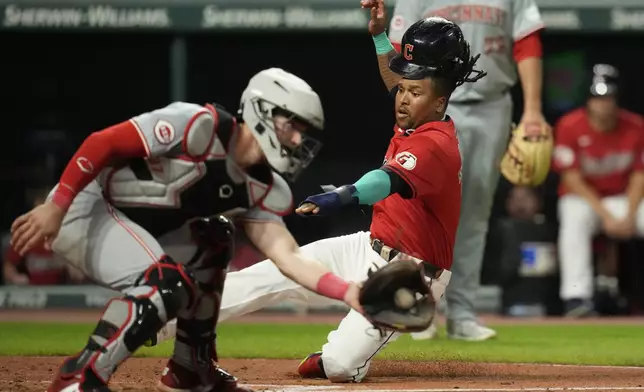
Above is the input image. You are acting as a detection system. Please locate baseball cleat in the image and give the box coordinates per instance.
[564,299,598,318]
[410,319,438,340]
[47,364,112,392]
[447,320,497,341]
[297,351,327,379]
[157,359,254,392]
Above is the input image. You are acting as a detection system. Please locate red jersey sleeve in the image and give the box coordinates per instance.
[51,121,148,211]
[384,135,443,197]
[513,30,542,63]
[552,118,581,173]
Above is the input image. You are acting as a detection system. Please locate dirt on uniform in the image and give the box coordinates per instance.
[2,310,644,392]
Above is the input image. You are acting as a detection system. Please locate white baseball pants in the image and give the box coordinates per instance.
[558,194,644,300]
[214,231,451,382]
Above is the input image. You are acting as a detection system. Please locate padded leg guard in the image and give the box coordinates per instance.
[171,216,235,386]
[58,256,196,388]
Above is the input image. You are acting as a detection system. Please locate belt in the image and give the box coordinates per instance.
[370,238,443,279]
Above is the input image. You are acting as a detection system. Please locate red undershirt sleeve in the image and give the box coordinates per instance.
[513,30,542,63]
[51,121,148,211]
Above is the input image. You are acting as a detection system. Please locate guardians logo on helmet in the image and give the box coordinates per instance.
[389,16,486,89]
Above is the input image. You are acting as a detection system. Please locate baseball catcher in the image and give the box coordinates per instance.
[500,121,553,186]
[10,68,367,392]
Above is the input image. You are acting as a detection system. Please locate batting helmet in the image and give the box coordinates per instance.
[389,17,486,87]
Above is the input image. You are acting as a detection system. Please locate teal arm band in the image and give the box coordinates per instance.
[372,32,395,55]
[353,169,392,205]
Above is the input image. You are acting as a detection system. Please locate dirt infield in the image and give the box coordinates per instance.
[2,310,644,392]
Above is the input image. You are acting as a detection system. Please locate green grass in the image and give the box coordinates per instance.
[0,322,643,366]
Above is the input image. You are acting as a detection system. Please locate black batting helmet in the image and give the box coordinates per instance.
[389,17,486,87]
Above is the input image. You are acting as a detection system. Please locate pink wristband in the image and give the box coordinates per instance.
[316,272,350,301]
[51,187,74,212]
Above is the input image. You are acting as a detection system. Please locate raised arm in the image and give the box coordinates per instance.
[361,0,402,91]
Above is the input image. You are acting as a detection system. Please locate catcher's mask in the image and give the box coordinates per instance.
[239,68,324,183]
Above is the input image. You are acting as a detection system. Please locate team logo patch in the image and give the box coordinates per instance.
[395,151,417,170]
[403,44,414,61]
[154,120,176,145]
[391,15,405,31]
[76,157,94,174]
[553,146,575,168]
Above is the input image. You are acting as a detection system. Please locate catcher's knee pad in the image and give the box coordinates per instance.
[62,256,196,384]
[132,256,197,322]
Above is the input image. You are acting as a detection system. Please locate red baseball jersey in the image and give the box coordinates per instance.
[370,118,462,270]
[5,244,67,285]
[552,108,644,196]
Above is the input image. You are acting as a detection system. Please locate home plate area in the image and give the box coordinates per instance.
[2,358,644,392]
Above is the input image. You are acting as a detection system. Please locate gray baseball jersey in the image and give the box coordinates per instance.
[388,0,544,102]
[96,102,291,238]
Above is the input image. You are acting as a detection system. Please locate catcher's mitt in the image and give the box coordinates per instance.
[359,260,436,333]
[500,122,553,186]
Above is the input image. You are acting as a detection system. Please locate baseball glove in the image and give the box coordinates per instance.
[359,260,436,333]
[500,122,553,187]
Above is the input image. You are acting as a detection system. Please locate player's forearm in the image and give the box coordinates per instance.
[378,51,401,91]
[52,121,148,211]
[515,31,544,114]
[625,171,644,218]
[275,251,349,301]
[245,221,350,302]
[517,57,543,114]
[373,33,402,91]
[562,171,612,220]
[353,169,392,205]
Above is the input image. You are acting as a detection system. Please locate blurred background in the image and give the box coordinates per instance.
[1,0,643,319]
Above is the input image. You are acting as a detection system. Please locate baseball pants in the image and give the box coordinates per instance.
[443,93,513,322]
[47,181,230,384]
[49,181,165,290]
[213,231,451,382]
[558,194,644,300]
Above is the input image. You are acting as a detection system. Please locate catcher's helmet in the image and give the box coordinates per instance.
[389,17,486,87]
[239,68,324,182]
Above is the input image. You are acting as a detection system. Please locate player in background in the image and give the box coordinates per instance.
[383,0,550,340]
[151,12,487,383]
[9,68,364,392]
[552,64,644,317]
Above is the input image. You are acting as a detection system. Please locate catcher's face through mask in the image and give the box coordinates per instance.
[271,108,323,182]
[395,78,447,130]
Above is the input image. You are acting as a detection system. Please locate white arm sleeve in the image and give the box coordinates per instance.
[512,0,545,40]
[130,101,216,159]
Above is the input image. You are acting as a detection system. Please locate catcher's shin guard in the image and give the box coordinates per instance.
[50,256,196,390]
[166,216,237,388]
